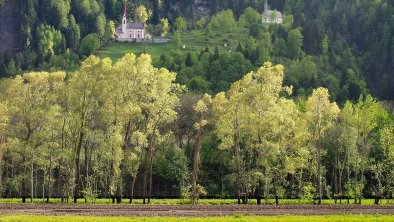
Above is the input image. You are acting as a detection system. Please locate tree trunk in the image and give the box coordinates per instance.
[359,170,364,204]
[47,151,53,203]
[129,176,136,204]
[317,143,322,205]
[274,185,279,205]
[74,131,84,203]
[256,181,262,205]
[116,171,122,204]
[333,147,338,204]
[148,148,153,204]
[142,172,147,204]
[354,170,358,204]
[234,131,241,205]
[42,170,45,202]
[30,159,34,202]
[191,131,201,204]
[21,154,26,203]
[142,148,149,204]
[298,169,303,200]
[0,135,3,197]
[346,152,350,205]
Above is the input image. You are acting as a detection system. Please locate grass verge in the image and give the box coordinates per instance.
[1,215,393,222]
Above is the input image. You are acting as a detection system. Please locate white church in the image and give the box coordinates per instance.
[116,1,146,42]
[261,0,283,24]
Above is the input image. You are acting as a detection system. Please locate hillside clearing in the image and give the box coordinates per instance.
[97,28,250,62]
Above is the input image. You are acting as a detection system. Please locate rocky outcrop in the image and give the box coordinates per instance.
[0,0,18,52]
[193,0,212,20]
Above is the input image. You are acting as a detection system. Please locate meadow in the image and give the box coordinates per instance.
[97,27,250,62]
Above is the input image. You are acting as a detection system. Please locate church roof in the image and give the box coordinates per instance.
[262,9,283,18]
[123,0,126,17]
[127,22,144,29]
[116,22,145,33]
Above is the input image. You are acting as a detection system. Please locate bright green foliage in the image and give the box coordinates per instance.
[305,87,340,204]
[136,5,151,25]
[213,63,309,204]
[103,20,115,45]
[351,95,382,203]
[210,10,236,33]
[79,33,101,57]
[287,28,303,60]
[172,30,181,49]
[5,71,66,202]
[195,17,207,30]
[66,15,81,51]
[36,24,64,57]
[96,13,106,37]
[160,18,170,37]
[191,94,212,203]
[46,0,71,29]
[0,51,392,204]
[174,17,187,32]
[0,101,8,195]
[238,7,260,28]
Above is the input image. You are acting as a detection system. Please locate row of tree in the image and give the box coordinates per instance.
[0,53,393,204]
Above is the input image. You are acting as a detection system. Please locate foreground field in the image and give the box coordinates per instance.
[1,215,394,222]
[0,204,393,217]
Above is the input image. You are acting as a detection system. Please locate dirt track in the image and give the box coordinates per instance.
[0,204,393,217]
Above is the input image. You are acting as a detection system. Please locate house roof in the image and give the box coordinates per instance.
[116,22,145,33]
[262,10,283,18]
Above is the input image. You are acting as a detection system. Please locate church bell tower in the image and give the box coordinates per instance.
[122,0,127,33]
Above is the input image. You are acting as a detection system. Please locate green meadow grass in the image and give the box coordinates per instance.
[1,215,393,222]
[97,27,250,63]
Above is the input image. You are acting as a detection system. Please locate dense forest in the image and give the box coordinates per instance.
[0,0,393,100]
[0,0,393,205]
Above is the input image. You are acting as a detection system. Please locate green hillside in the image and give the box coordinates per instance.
[98,27,250,62]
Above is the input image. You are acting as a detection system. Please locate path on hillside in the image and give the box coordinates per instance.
[0,204,393,216]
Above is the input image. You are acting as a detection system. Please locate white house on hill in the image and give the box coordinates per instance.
[262,0,283,24]
[116,1,145,42]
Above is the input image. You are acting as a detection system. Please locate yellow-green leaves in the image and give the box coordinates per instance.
[306,87,340,137]
[193,94,212,130]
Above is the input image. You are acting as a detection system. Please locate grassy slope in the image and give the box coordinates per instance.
[1,215,393,222]
[97,27,250,63]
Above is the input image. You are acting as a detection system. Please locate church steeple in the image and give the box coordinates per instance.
[122,0,127,33]
[123,0,127,17]
[264,0,268,11]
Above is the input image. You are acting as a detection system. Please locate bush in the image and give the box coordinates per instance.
[79,33,101,57]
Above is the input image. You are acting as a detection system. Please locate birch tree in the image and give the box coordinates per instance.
[191,94,212,204]
[0,102,8,196]
[352,95,381,204]
[6,72,66,203]
[66,56,110,203]
[305,87,340,204]
[212,73,252,204]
